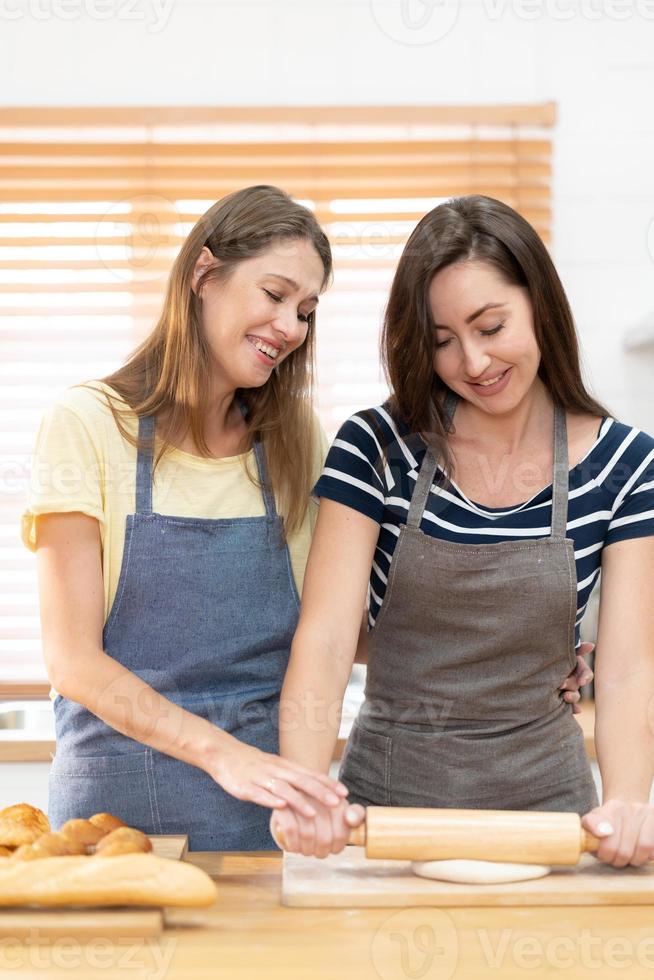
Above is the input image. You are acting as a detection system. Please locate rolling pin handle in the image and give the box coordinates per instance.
[348,824,366,847]
[273,821,367,851]
[581,827,601,853]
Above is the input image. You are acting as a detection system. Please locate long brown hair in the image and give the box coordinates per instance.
[381,195,609,463]
[98,185,332,536]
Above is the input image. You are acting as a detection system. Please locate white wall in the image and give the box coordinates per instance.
[0,763,49,811]
[2,0,653,429]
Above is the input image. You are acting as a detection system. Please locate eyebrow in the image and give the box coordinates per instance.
[433,302,507,330]
[264,273,319,306]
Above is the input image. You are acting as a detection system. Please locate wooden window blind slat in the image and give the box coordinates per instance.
[0,104,554,689]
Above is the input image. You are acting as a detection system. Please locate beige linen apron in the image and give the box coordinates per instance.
[340,394,599,814]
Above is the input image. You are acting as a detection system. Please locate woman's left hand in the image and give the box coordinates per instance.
[582,801,654,867]
[559,642,594,714]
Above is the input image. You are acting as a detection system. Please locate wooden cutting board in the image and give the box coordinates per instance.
[283,847,654,907]
[0,834,189,938]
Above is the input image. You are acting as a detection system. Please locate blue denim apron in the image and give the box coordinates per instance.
[48,415,300,850]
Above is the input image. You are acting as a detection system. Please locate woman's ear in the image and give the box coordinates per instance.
[191,246,217,296]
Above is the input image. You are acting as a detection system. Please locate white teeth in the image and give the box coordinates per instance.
[250,338,279,360]
[477,372,505,387]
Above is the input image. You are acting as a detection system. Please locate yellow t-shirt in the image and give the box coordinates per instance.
[22,382,328,623]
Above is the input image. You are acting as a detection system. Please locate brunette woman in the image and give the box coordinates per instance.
[276,195,654,868]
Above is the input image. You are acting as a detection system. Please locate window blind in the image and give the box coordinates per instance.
[0,103,555,692]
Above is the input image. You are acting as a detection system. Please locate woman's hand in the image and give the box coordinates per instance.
[203,736,349,817]
[269,797,366,857]
[560,642,594,714]
[582,801,654,867]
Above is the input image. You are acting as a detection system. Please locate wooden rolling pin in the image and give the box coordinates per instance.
[276,807,606,866]
[346,808,605,865]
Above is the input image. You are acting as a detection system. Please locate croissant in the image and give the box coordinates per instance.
[0,804,50,847]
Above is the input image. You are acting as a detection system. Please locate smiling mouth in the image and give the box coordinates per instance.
[247,336,280,361]
[471,369,508,388]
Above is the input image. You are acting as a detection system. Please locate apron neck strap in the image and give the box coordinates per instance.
[406,392,457,529]
[407,395,570,538]
[135,415,155,515]
[135,412,278,520]
[551,402,569,539]
[238,397,277,519]
[252,441,277,519]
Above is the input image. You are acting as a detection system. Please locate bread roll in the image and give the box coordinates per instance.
[11,832,87,861]
[60,819,105,847]
[0,853,217,907]
[0,804,50,846]
[88,813,126,834]
[94,827,152,856]
[0,847,11,858]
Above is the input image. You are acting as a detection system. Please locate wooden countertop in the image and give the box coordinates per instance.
[3,850,652,978]
[0,731,54,763]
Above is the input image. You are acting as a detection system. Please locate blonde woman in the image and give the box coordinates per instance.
[23,186,348,850]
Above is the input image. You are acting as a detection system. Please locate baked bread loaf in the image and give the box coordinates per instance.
[0,802,216,907]
[0,853,217,907]
[0,804,50,847]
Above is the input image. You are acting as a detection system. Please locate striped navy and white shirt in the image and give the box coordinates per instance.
[313,403,654,644]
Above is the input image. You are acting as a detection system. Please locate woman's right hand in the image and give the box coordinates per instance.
[270,796,366,857]
[203,735,350,817]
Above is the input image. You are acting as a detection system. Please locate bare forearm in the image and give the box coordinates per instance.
[280,628,353,773]
[595,671,654,802]
[57,648,234,772]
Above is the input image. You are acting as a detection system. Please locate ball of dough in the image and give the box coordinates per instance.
[411,859,552,884]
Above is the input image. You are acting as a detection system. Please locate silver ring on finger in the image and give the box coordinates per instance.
[265,778,276,792]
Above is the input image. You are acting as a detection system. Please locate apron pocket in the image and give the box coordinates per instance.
[338,720,392,806]
[48,749,159,834]
[148,749,274,850]
[389,718,594,810]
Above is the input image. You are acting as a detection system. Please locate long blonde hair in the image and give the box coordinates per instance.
[99,185,332,535]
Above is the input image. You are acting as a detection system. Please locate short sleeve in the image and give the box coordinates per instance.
[21,394,106,552]
[306,412,331,536]
[605,439,654,548]
[313,412,386,524]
